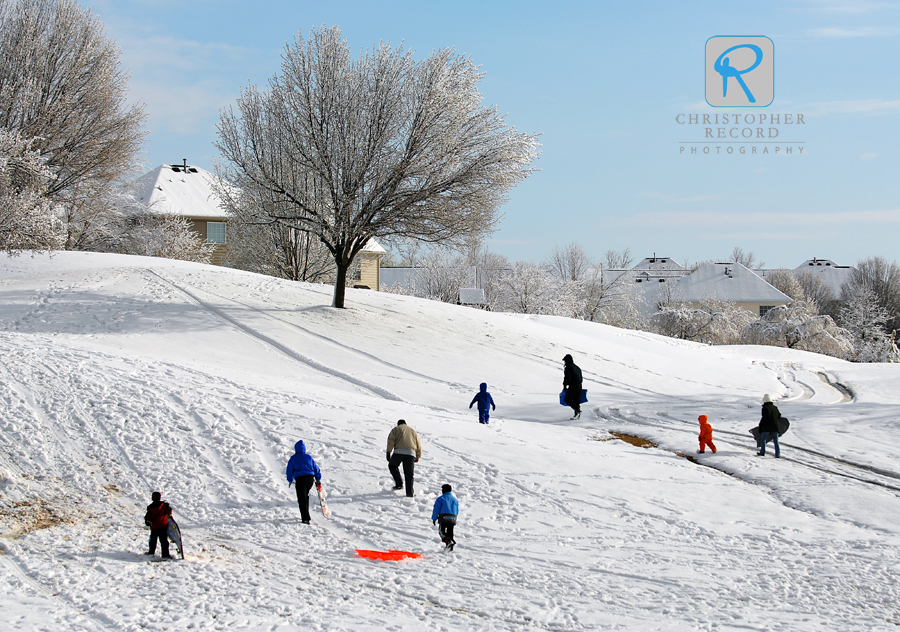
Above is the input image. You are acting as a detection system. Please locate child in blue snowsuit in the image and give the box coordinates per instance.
[286,440,322,524]
[431,484,459,550]
[469,383,496,424]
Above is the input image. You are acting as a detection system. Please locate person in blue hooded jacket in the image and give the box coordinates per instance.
[431,484,459,550]
[286,440,322,524]
[469,383,496,425]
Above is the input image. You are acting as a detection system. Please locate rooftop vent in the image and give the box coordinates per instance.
[169,159,198,174]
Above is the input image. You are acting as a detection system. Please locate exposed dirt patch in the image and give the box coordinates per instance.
[594,433,659,449]
[0,500,74,538]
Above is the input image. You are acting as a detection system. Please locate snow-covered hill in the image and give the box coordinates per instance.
[1,252,899,631]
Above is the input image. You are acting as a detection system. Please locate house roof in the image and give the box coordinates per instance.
[361,238,387,255]
[631,256,685,271]
[674,262,792,304]
[793,258,854,295]
[133,163,228,219]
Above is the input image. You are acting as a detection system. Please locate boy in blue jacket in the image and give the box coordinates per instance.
[286,440,322,524]
[469,383,496,425]
[431,484,459,550]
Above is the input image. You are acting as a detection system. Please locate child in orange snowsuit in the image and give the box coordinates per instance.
[697,415,717,453]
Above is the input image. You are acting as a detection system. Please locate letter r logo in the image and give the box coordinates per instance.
[706,36,774,107]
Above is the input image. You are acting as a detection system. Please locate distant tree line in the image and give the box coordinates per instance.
[382,243,899,364]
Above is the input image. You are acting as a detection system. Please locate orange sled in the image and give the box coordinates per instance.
[355,549,422,561]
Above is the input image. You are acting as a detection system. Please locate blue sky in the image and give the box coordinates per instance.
[91,0,900,269]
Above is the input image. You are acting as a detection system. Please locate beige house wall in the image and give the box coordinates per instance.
[188,219,228,266]
[358,253,381,289]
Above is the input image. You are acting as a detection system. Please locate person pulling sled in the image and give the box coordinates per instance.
[286,440,322,524]
[144,491,173,559]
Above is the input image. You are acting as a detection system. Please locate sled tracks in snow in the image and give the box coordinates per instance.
[599,407,900,496]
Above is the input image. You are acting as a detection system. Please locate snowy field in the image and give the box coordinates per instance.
[1,252,899,631]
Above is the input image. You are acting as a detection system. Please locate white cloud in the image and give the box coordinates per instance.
[859,152,878,160]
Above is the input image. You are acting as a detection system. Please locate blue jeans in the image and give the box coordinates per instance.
[760,431,780,457]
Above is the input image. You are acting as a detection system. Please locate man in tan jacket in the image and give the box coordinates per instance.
[386,419,422,497]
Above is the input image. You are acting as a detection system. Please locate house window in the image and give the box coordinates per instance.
[759,305,775,318]
[207,222,226,244]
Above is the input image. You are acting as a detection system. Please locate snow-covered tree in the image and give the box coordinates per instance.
[216,26,539,308]
[495,261,557,315]
[651,298,754,345]
[839,288,899,362]
[841,257,900,335]
[0,128,61,253]
[765,269,806,303]
[0,0,146,250]
[543,244,643,327]
[742,301,854,358]
[412,249,473,303]
[125,215,215,264]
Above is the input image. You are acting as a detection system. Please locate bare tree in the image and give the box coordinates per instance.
[0,128,61,253]
[547,242,591,283]
[216,26,539,308]
[224,209,334,282]
[0,0,147,249]
[603,248,633,270]
[796,270,839,319]
[729,247,764,270]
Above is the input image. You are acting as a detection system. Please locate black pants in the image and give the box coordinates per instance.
[388,453,415,497]
[294,475,315,522]
[439,518,456,544]
[565,386,582,414]
[148,527,170,557]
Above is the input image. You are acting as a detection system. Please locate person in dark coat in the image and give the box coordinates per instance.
[144,491,172,558]
[758,394,781,458]
[562,354,583,420]
[286,440,322,524]
[469,383,496,425]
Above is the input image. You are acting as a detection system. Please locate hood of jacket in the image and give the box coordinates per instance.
[479,382,487,392]
[294,440,306,454]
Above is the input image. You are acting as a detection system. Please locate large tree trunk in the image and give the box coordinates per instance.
[332,259,349,308]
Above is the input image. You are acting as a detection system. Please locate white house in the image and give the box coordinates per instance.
[792,258,854,296]
[673,262,792,317]
[133,161,229,264]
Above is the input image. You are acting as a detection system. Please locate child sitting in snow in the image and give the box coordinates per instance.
[432,484,459,550]
[697,415,717,454]
[469,382,496,425]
